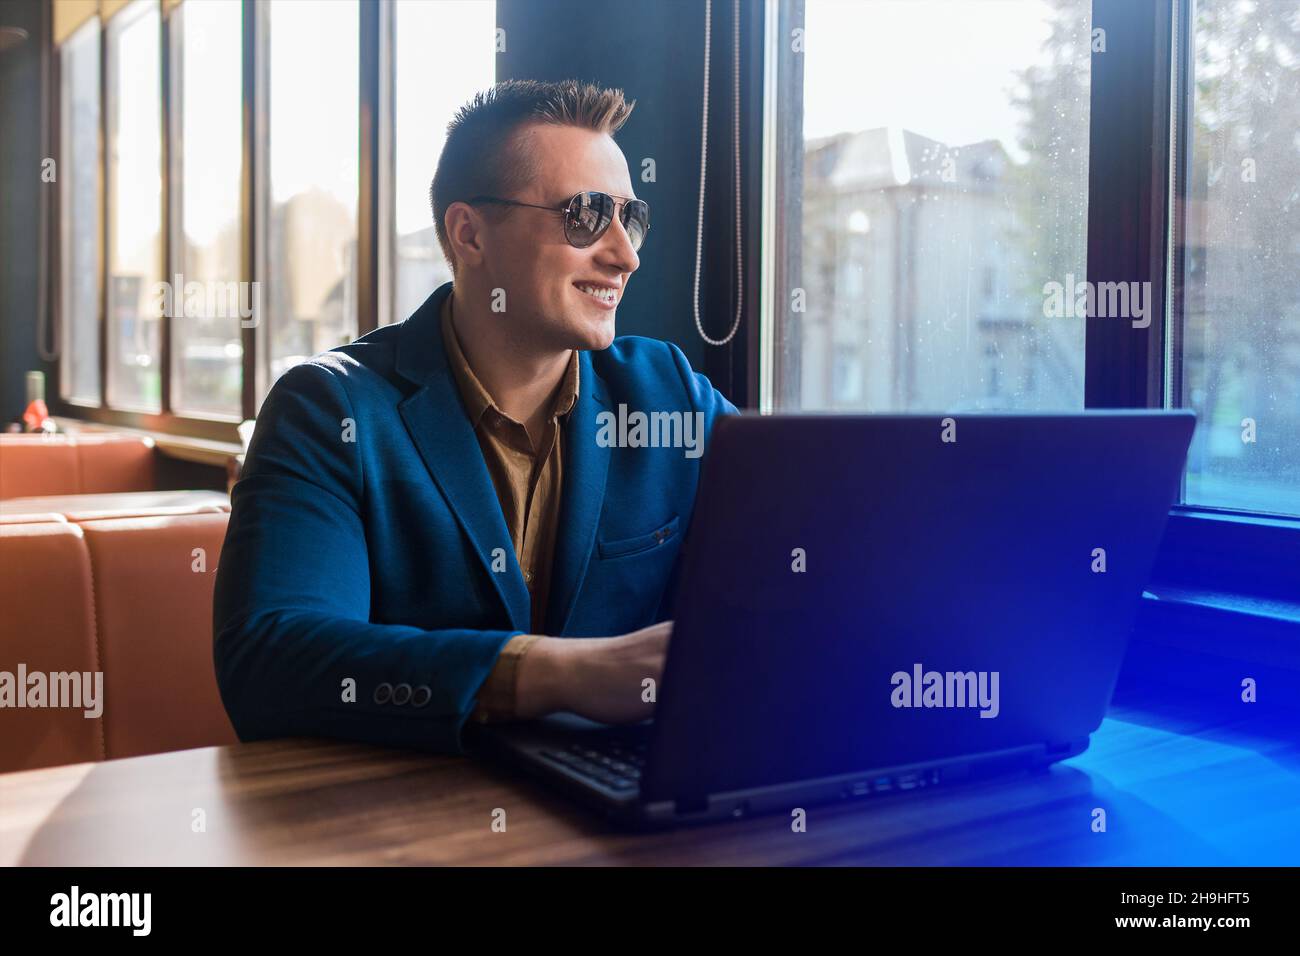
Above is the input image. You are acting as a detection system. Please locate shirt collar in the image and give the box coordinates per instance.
[440,292,581,428]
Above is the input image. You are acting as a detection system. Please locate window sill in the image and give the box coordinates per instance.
[1138,507,1300,667]
[1134,587,1300,669]
[52,416,242,469]
[1118,588,1300,715]
[1144,586,1300,626]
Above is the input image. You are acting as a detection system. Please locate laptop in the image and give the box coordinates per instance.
[467,411,1196,828]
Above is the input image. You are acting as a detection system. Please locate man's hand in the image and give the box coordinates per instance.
[515,621,672,724]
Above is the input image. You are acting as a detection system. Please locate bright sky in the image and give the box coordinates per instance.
[803,0,1064,160]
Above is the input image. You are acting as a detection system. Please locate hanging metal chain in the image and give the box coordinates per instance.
[692,0,744,347]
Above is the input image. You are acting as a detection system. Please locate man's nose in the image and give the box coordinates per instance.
[595,212,640,274]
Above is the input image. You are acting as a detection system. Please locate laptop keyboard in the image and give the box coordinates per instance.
[539,737,647,793]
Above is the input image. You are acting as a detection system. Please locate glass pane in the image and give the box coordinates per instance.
[777,0,1091,412]
[389,0,496,324]
[60,19,101,405]
[262,0,359,388]
[1178,0,1300,516]
[106,0,163,411]
[172,0,243,418]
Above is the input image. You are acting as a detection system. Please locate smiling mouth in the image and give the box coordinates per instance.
[574,282,619,306]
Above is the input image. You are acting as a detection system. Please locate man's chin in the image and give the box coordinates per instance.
[573,315,617,351]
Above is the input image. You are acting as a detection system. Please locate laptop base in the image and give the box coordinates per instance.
[469,714,1090,830]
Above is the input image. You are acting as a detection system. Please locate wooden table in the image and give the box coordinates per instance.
[3,703,1297,866]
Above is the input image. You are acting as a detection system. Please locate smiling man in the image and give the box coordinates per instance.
[213,80,736,755]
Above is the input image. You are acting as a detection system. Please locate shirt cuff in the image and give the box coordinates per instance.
[471,633,543,723]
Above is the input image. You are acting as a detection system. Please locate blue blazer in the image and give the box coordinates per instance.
[213,282,737,754]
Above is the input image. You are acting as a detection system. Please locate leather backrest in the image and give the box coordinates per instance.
[0,435,156,499]
[0,522,105,772]
[78,512,238,759]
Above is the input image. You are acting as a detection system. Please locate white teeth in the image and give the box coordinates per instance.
[576,283,617,304]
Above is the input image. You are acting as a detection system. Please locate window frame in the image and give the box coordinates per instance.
[166,0,246,423]
[252,0,366,409]
[1089,0,1300,601]
[48,0,385,442]
[103,0,169,416]
[51,0,241,441]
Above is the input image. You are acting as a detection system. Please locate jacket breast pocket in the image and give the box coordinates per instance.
[597,514,681,559]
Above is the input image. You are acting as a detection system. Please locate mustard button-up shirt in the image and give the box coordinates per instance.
[439,295,579,722]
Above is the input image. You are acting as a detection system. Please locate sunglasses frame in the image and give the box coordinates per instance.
[465,191,650,251]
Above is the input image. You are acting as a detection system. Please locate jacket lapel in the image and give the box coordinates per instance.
[547,352,611,635]
[395,284,532,633]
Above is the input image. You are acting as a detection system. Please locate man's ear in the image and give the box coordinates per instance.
[445,201,487,270]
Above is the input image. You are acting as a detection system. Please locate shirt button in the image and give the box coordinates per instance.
[524,569,534,584]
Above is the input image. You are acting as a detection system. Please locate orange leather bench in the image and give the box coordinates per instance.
[0,434,157,500]
[0,522,103,771]
[0,510,238,773]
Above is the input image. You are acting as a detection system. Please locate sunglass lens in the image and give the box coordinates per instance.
[565,192,614,247]
[622,200,649,252]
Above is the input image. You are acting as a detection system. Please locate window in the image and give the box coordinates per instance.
[775,0,1091,413]
[59,18,101,405]
[259,0,359,390]
[386,0,496,325]
[105,0,163,411]
[54,0,504,433]
[170,0,244,418]
[1174,0,1300,517]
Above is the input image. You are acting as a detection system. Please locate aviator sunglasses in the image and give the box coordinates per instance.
[466,190,650,252]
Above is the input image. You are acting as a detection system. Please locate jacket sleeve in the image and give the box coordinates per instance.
[212,360,520,755]
[667,340,741,423]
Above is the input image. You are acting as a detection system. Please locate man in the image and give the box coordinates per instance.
[213,79,737,755]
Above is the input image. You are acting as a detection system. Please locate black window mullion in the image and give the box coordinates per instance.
[239,0,258,421]
[356,0,380,337]
[1165,0,1194,424]
[98,11,109,410]
[49,27,65,407]
[737,0,766,412]
[376,0,394,327]
[769,0,804,413]
[159,1,173,415]
[1083,0,1175,409]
